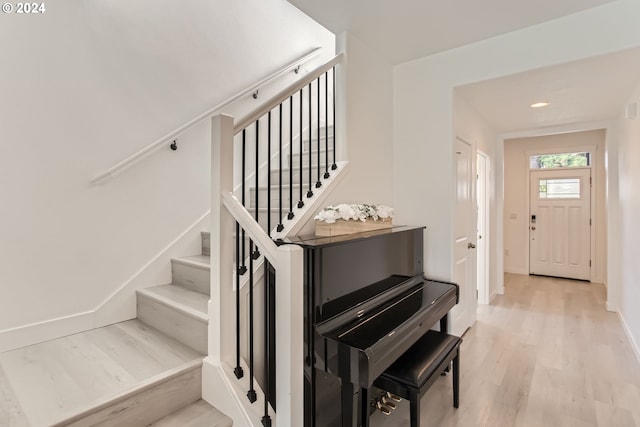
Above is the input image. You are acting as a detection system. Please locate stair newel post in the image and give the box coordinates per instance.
[316,76,322,189]
[288,95,294,220]
[277,103,284,232]
[298,89,304,209]
[275,244,304,427]
[307,82,313,198]
[324,71,330,179]
[208,114,236,367]
[332,66,337,171]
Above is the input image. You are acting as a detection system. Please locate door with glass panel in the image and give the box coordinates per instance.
[529,168,591,280]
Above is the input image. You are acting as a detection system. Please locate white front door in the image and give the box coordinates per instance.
[451,138,477,336]
[529,168,591,280]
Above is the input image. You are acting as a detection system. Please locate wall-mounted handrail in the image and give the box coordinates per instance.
[91,47,323,185]
[234,53,344,134]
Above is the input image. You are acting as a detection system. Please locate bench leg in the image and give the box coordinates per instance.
[409,389,420,427]
[453,351,460,408]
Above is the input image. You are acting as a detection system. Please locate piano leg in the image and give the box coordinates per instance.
[440,313,448,334]
[440,314,451,374]
[341,380,357,427]
[360,387,370,427]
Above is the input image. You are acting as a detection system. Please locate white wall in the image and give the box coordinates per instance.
[453,94,500,299]
[503,130,607,284]
[0,0,334,349]
[614,88,640,359]
[299,32,395,235]
[393,0,640,291]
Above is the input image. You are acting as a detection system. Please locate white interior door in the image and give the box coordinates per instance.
[529,168,591,280]
[452,138,477,336]
[476,151,489,305]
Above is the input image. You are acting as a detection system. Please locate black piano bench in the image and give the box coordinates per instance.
[372,330,462,427]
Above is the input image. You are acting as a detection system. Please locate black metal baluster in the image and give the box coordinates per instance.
[298,89,304,209]
[324,71,330,179]
[267,112,272,236]
[307,82,313,198]
[315,76,321,188]
[288,96,294,220]
[332,66,337,171]
[247,239,257,403]
[234,221,243,379]
[262,259,272,427]
[253,120,260,259]
[277,104,284,232]
[241,130,247,269]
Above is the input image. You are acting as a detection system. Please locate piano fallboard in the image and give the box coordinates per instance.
[315,278,458,388]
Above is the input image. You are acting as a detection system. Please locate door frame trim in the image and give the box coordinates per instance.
[524,145,597,281]
[477,150,490,304]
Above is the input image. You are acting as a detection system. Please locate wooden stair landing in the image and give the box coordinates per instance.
[0,320,229,427]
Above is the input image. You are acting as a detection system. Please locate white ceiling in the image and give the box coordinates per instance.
[456,47,640,133]
[287,0,617,64]
[288,0,640,133]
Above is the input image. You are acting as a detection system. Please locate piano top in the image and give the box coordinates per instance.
[316,277,456,350]
[314,275,458,387]
[281,225,425,249]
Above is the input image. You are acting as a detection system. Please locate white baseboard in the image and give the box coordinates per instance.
[0,310,94,353]
[617,311,640,364]
[606,301,618,312]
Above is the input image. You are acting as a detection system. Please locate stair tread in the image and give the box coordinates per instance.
[149,399,232,427]
[137,284,208,322]
[173,255,210,270]
[0,320,202,427]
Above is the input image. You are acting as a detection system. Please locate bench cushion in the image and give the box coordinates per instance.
[380,330,461,388]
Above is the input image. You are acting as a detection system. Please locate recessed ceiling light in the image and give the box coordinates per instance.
[530,102,550,108]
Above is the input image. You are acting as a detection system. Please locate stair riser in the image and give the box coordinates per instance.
[246,209,300,235]
[201,232,210,256]
[172,262,210,295]
[288,149,334,168]
[52,363,202,427]
[137,295,208,354]
[249,186,303,209]
[269,166,333,185]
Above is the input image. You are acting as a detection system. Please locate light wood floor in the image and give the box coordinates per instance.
[0,319,203,427]
[371,273,640,427]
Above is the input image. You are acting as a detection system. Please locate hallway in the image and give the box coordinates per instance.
[371,274,640,426]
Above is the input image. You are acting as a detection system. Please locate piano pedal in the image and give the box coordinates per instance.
[385,392,402,402]
[375,400,393,415]
[381,396,396,410]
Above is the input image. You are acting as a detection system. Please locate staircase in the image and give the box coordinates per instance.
[0,53,344,427]
[136,236,211,355]
[0,232,232,427]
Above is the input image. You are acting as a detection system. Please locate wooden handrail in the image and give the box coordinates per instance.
[91,47,322,185]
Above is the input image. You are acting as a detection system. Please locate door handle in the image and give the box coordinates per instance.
[468,242,476,249]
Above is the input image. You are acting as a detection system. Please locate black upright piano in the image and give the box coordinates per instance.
[284,226,459,426]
